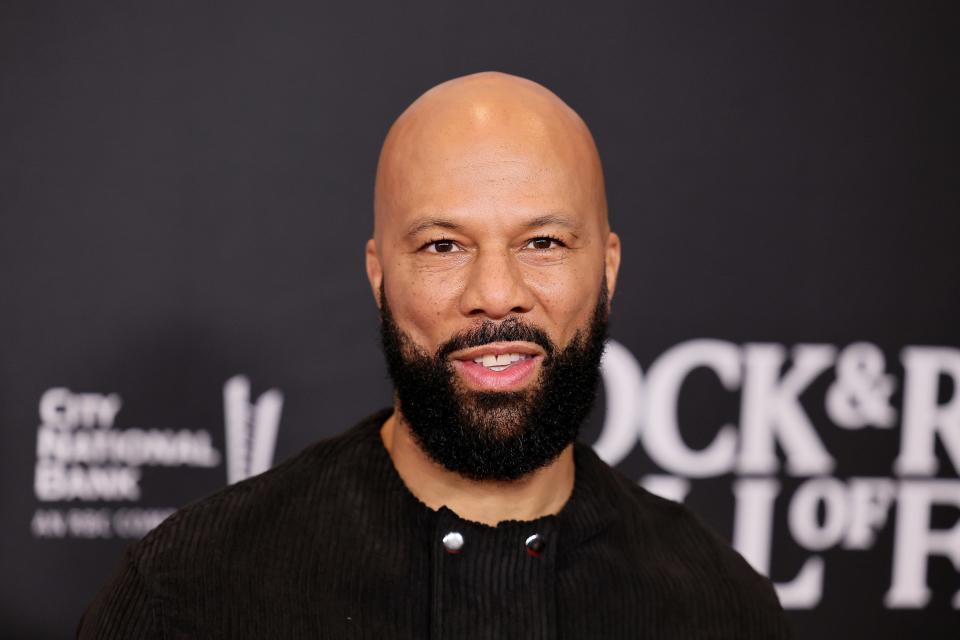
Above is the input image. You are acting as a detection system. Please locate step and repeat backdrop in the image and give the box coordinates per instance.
[1,2,957,638]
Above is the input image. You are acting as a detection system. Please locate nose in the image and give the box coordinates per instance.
[459,249,535,319]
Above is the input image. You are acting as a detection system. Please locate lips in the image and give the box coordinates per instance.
[450,342,543,391]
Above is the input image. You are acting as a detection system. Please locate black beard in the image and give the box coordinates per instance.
[378,277,609,481]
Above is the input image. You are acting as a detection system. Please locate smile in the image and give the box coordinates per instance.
[450,342,544,391]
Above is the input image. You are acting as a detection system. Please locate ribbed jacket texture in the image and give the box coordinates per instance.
[78,408,793,639]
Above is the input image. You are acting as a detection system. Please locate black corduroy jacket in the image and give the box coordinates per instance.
[78,409,792,639]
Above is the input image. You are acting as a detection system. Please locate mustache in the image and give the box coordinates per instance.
[436,317,556,360]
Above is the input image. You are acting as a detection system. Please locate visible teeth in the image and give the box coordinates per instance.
[471,353,530,370]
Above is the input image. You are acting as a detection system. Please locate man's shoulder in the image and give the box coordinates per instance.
[587,449,762,574]
[576,443,791,634]
[574,440,717,542]
[616,474,765,589]
[128,409,391,573]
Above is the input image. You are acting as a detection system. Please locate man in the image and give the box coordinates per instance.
[79,72,792,638]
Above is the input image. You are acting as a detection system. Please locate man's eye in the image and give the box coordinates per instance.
[526,237,563,250]
[425,240,462,253]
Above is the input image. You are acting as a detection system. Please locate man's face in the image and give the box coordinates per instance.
[368,84,620,479]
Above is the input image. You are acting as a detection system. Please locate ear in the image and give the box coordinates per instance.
[365,238,384,308]
[604,231,621,307]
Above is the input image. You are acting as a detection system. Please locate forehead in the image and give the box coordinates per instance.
[380,125,602,234]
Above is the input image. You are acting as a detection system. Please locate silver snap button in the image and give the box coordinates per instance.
[525,533,546,557]
[442,531,464,553]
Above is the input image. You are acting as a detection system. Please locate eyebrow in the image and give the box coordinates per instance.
[403,213,581,239]
[523,213,580,232]
[404,217,462,239]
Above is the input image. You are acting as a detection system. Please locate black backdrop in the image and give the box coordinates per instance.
[2,1,958,638]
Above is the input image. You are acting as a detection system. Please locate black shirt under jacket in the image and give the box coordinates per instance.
[78,408,793,639]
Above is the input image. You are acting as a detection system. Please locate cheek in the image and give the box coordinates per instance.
[526,268,600,343]
[387,264,464,345]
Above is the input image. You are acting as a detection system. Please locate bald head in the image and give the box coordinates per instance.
[373,71,608,239]
[365,71,620,363]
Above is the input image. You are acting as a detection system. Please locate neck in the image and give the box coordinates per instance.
[379,404,576,527]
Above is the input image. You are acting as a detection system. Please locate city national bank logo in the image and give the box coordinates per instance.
[31,377,283,540]
[34,388,220,502]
